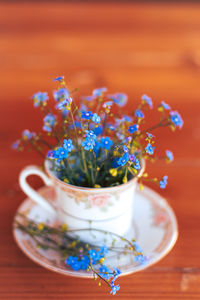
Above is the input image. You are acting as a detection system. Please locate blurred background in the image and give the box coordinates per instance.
[1,1,200,298]
[1,1,199,179]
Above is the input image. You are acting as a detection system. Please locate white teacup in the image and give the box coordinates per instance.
[19,160,144,243]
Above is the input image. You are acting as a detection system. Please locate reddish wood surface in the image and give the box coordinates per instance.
[0,2,200,299]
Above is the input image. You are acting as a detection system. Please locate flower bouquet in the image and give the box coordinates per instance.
[13,76,183,294]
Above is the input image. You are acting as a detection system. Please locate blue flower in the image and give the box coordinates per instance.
[32,92,49,107]
[106,123,115,131]
[81,95,95,102]
[112,268,121,283]
[82,137,96,151]
[133,158,141,170]
[123,115,132,122]
[93,87,107,97]
[123,145,129,153]
[80,104,88,112]
[135,109,144,118]
[100,137,113,150]
[12,140,20,149]
[129,154,136,163]
[141,94,153,109]
[103,101,113,109]
[46,150,54,159]
[146,132,155,140]
[22,129,36,140]
[53,76,64,81]
[92,113,101,123]
[99,265,113,280]
[99,246,108,256]
[88,249,100,264]
[65,256,81,271]
[63,139,73,152]
[166,150,174,162]
[117,153,129,167]
[80,256,90,270]
[160,101,171,110]
[110,284,120,295]
[132,241,143,253]
[170,111,183,129]
[74,121,82,128]
[146,143,155,155]
[53,88,69,101]
[110,93,127,107]
[56,98,72,111]
[43,114,56,132]
[54,147,68,160]
[81,111,93,120]
[134,254,147,264]
[160,175,168,189]
[93,141,101,156]
[93,125,103,136]
[85,130,97,140]
[128,124,139,134]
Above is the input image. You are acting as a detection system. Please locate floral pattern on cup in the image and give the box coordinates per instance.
[88,193,113,210]
[154,211,169,226]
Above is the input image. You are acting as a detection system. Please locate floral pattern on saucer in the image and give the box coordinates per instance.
[13,185,178,278]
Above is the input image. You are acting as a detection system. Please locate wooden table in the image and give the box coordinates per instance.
[0,2,200,299]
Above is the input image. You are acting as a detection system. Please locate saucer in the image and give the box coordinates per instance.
[13,185,178,278]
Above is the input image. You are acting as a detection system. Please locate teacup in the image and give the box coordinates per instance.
[19,160,144,243]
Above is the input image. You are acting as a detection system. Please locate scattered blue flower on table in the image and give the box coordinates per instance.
[53,88,70,102]
[145,143,155,155]
[110,93,128,107]
[93,87,107,97]
[166,150,174,162]
[92,113,101,124]
[141,94,153,109]
[110,284,120,295]
[128,124,139,134]
[63,139,73,152]
[135,109,144,118]
[81,111,93,120]
[159,175,168,189]
[43,114,56,132]
[117,152,129,167]
[100,137,113,150]
[170,111,183,129]
[32,91,49,107]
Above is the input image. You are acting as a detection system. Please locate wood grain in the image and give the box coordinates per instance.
[0,2,200,299]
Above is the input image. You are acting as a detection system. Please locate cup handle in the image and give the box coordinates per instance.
[19,165,56,215]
